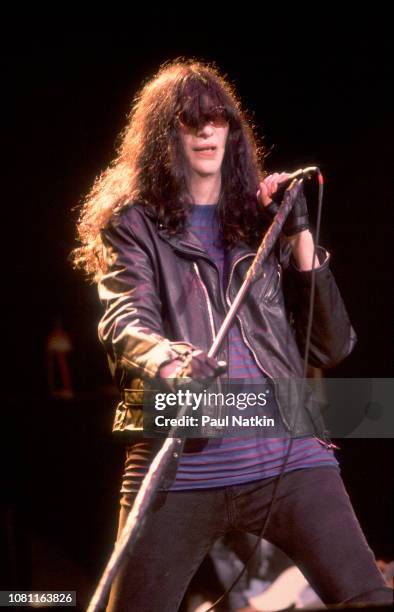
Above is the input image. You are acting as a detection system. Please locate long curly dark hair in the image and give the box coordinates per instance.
[72,58,269,280]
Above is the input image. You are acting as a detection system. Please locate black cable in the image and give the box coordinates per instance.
[203,168,324,612]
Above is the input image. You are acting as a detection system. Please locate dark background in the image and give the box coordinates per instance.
[1,11,393,610]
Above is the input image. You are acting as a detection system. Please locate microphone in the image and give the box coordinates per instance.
[271,166,319,203]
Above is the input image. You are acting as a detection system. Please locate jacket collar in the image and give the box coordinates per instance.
[157,225,257,271]
[142,202,257,269]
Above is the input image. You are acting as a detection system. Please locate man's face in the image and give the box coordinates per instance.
[178,104,229,179]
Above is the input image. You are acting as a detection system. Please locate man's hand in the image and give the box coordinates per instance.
[257,172,292,207]
[257,173,321,271]
[257,173,310,237]
[159,350,227,392]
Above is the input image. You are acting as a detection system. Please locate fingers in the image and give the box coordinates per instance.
[158,358,184,379]
[257,182,272,206]
[258,172,292,206]
[263,172,291,191]
[192,353,227,379]
[160,350,227,382]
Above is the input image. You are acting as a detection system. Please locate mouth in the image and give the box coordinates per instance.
[192,145,217,152]
[192,145,217,158]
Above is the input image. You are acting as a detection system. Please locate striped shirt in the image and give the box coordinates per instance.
[120,204,337,495]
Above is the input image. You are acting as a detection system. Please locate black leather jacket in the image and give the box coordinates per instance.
[98,202,356,440]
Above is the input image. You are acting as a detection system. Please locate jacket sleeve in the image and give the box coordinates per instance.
[97,211,192,388]
[280,241,357,368]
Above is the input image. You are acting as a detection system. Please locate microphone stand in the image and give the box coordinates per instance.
[87,178,304,611]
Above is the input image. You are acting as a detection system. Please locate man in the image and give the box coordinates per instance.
[73,59,393,610]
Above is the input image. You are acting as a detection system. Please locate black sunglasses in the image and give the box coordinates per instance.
[177,105,230,130]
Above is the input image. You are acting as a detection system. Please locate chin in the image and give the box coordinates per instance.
[193,164,221,176]
[195,169,219,178]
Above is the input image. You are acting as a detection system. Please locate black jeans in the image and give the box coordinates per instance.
[106,467,393,611]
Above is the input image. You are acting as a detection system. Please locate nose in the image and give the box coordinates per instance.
[196,122,215,137]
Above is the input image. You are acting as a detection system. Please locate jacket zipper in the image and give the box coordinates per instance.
[193,262,216,344]
[171,241,228,314]
[225,254,291,431]
[193,263,224,405]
